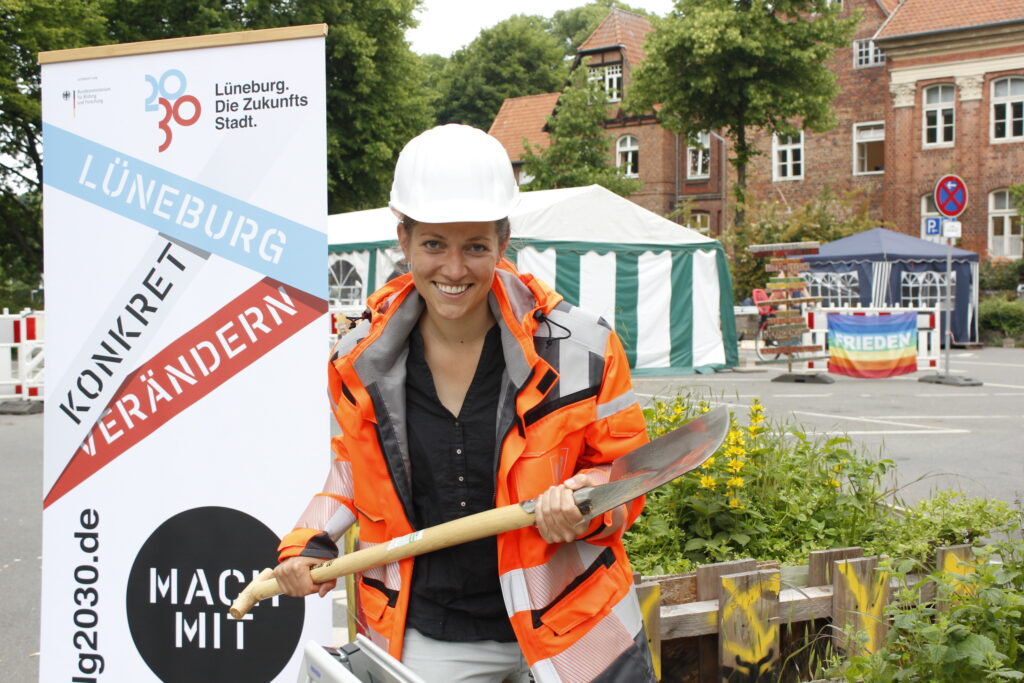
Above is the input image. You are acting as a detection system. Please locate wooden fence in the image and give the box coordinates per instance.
[636,544,979,682]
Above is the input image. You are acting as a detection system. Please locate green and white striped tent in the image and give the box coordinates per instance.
[328,185,737,374]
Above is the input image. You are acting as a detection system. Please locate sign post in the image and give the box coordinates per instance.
[919,175,981,387]
[39,26,332,681]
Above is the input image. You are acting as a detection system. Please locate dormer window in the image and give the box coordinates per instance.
[588,64,623,102]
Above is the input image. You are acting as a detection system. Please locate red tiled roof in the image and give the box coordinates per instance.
[576,8,654,65]
[877,0,1024,40]
[488,92,560,162]
[874,0,900,15]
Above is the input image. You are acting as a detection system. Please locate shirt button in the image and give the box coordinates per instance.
[456,448,462,455]
[458,476,464,482]
[460,501,467,508]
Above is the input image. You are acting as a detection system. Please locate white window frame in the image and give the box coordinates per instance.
[989,189,1023,259]
[852,121,885,176]
[901,270,954,309]
[991,76,1024,143]
[690,212,711,233]
[853,39,885,68]
[589,63,623,102]
[923,84,955,148]
[687,131,711,179]
[772,131,804,181]
[616,135,639,177]
[802,271,859,307]
[920,194,943,244]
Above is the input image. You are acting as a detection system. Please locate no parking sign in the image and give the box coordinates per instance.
[934,174,968,218]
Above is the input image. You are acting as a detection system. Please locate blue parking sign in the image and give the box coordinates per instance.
[924,216,943,236]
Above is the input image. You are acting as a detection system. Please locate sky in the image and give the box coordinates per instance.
[406,0,677,56]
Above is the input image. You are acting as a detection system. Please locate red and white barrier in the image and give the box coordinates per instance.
[0,308,45,401]
[801,305,940,371]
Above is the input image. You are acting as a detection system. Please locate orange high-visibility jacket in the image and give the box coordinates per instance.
[279,262,652,682]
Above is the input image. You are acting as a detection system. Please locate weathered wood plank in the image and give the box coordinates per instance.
[832,556,890,655]
[807,547,863,586]
[661,586,833,639]
[719,570,780,682]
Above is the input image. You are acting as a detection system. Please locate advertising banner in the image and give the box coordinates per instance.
[827,312,918,378]
[40,26,331,682]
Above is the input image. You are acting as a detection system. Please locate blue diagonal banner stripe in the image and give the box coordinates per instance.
[43,123,325,298]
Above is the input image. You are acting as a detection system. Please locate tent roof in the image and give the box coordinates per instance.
[804,227,979,263]
[328,185,716,248]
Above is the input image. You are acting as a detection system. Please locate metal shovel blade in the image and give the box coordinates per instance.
[573,405,730,519]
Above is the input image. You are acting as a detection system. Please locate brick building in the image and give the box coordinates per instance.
[489,2,1024,260]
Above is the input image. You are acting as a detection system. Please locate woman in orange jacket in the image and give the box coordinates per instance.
[274,124,656,683]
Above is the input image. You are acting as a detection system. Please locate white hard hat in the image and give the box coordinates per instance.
[390,124,518,224]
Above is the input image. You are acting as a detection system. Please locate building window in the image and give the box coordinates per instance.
[853,39,885,68]
[920,194,942,244]
[589,64,623,102]
[853,122,884,175]
[773,132,803,181]
[690,212,710,233]
[902,271,953,308]
[687,131,710,179]
[989,190,1023,259]
[923,84,955,146]
[992,77,1024,141]
[802,271,859,307]
[616,135,639,177]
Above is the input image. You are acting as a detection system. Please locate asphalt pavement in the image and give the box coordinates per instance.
[2,345,1022,680]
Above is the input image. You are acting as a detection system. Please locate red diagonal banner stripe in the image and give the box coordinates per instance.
[43,278,325,509]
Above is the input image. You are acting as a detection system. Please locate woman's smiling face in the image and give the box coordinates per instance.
[398,220,507,322]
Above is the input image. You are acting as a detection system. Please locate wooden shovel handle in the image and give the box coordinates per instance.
[229,501,536,619]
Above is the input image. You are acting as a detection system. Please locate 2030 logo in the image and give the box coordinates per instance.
[145,69,201,152]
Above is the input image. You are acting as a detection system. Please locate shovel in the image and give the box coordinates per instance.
[230,406,729,619]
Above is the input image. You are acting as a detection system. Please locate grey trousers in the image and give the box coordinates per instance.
[401,628,532,683]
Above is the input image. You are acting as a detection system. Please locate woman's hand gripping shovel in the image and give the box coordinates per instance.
[229,406,730,619]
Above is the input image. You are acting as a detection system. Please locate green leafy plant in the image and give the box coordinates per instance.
[626,392,1017,574]
[836,534,1024,681]
[980,297,1024,342]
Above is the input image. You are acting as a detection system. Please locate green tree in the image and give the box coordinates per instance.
[520,69,642,197]
[726,187,880,301]
[629,0,858,228]
[0,0,109,308]
[434,14,567,130]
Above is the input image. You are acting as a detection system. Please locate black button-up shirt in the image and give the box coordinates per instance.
[404,324,515,642]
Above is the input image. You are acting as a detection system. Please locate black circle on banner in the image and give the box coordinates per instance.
[126,506,304,682]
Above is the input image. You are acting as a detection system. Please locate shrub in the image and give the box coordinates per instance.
[837,532,1024,681]
[979,257,1024,293]
[625,393,1018,574]
[980,297,1024,341]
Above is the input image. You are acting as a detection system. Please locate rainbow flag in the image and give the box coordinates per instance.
[827,313,918,378]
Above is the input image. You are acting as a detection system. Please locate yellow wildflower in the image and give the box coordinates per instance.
[833,463,842,473]
[701,456,716,469]
[699,474,716,489]
[727,477,745,489]
[728,497,743,509]
[827,478,841,488]
[726,458,745,474]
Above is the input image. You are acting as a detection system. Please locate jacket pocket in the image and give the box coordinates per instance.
[512,445,571,501]
[359,577,397,629]
[533,546,620,636]
[538,560,620,636]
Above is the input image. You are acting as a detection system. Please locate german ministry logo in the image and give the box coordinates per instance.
[145,69,201,152]
[126,507,304,682]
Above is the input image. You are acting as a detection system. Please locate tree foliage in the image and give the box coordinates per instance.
[629,0,858,227]
[520,69,642,197]
[724,187,881,301]
[433,14,567,130]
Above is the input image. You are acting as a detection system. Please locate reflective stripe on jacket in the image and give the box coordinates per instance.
[278,262,651,682]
